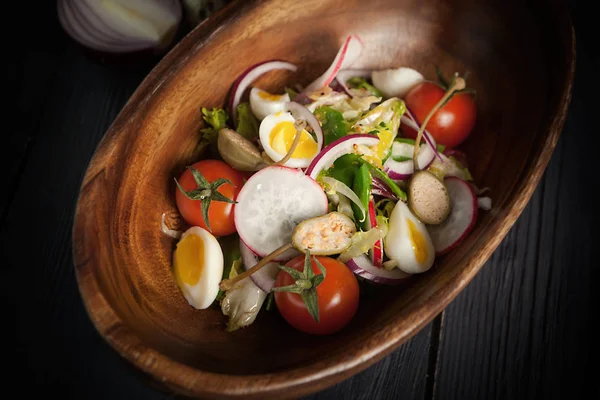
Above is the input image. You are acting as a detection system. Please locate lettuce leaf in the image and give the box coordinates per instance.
[235,102,259,141]
[314,106,348,145]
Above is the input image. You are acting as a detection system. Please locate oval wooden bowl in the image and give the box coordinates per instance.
[72,0,575,398]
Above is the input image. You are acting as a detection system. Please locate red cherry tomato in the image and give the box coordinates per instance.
[274,255,359,335]
[402,82,476,148]
[175,159,244,236]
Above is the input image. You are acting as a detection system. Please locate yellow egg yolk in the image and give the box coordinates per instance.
[407,219,427,264]
[173,234,205,286]
[258,90,282,101]
[270,121,318,158]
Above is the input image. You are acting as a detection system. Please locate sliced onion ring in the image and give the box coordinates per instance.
[346,254,410,285]
[284,101,324,151]
[334,69,372,98]
[321,177,366,221]
[372,187,396,200]
[305,134,380,180]
[228,60,298,125]
[402,107,442,162]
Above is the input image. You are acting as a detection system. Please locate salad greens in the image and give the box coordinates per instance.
[314,106,348,145]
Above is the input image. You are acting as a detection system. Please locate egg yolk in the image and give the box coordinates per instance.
[407,219,427,263]
[173,234,205,286]
[258,90,282,101]
[270,121,318,158]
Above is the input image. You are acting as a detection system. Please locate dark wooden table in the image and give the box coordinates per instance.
[6,1,597,399]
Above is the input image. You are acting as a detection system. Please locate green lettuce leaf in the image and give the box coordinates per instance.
[235,102,259,140]
[347,76,383,98]
[314,106,348,145]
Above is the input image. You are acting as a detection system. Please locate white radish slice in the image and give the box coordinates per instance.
[240,239,280,293]
[346,254,410,285]
[428,177,478,255]
[234,166,328,261]
[367,198,384,267]
[371,67,424,98]
[305,134,380,180]
[302,35,363,93]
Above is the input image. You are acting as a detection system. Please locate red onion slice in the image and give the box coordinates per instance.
[402,107,442,162]
[305,134,380,180]
[228,60,298,124]
[284,101,324,151]
[372,187,397,200]
[240,239,280,293]
[334,69,372,98]
[346,254,410,285]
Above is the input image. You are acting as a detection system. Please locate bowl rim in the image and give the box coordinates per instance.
[72,0,576,398]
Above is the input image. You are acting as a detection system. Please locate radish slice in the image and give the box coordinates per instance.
[302,35,363,93]
[228,60,298,124]
[234,166,328,261]
[346,254,410,285]
[371,67,424,98]
[334,69,372,98]
[367,198,384,267]
[306,134,380,180]
[284,101,324,151]
[240,239,280,293]
[383,140,435,180]
[427,177,478,255]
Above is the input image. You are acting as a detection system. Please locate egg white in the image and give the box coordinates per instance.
[174,226,223,309]
[249,87,290,121]
[384,200,435,274]
[259,111,318,168]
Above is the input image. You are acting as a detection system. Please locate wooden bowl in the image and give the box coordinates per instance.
[72,0,575,398]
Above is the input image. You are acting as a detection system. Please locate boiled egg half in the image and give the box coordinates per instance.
[250,87,290,121]
[384,200,435,274]
[172,226,223,309]
[259,111,320,168]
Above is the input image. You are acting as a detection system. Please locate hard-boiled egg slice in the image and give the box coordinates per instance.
[259,111,319,168]
[172,226,223,309]
[250,87,290,120]
[384,200,435,274]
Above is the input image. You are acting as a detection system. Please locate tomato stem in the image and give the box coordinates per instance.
[413,77,466,170]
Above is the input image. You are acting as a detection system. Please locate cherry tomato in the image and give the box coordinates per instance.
[175,159,244,236]
[402,82,476,148]
[274,255,359,335]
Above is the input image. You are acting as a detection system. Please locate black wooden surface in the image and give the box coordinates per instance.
[5,1,596,399]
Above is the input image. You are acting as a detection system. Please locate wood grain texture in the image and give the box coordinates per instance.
[432,2,597,395]
[69,0,575,398]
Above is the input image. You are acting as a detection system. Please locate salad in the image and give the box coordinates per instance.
[161,35,492,335]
